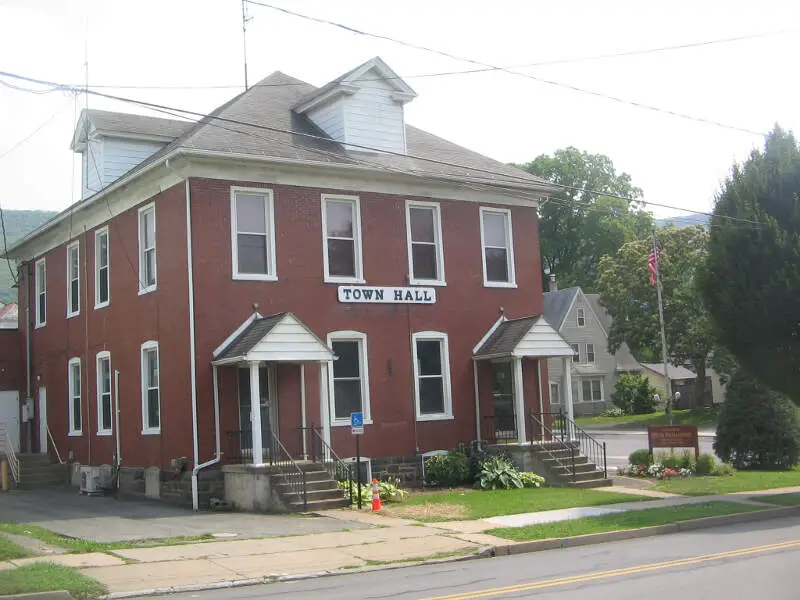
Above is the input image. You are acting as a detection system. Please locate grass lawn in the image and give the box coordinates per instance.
[0,521,213,554]
[575,408,720,429]
[384,487,650,522]
[655,468,800,496]
[0,563,107,598]
[487,501,764,541]
[750,493,800,507]
[0,534,31,561]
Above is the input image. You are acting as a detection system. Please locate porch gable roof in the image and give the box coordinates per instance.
[212,312,334,365]
[474,315,574,359]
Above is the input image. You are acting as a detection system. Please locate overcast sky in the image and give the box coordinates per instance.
[1,0,798,217]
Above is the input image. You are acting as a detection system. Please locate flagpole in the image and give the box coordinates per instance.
[652,230,673,425]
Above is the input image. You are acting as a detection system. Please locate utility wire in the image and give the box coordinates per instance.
[0,69,765,227]
[246,0,767,136]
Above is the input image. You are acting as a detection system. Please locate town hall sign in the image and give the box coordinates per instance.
[337,286,436,304]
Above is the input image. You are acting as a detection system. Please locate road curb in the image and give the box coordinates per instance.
[487,505,800,556]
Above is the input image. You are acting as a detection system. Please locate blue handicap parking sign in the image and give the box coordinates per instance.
[351,412,364,428]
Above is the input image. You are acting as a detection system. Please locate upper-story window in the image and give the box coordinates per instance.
[35,258,46,328]
[322,194,363,283]
[577,307,586,327]
[141,340,160,434]
[406,201,445,285]
[479,207,515,287]
[95,228,110,308]
[571,343,580,361]
[231,187,277,280]
[138,204,156,294]
[68,357,82,436]
[585,343,596,363]
[66,242,80,318]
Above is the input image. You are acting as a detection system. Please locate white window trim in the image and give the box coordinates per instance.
[321,194,365,284]
[404,200,446,286]
[585,342,596,365]
[327,331,372,427]
[571,344,580,362]
[66,241,80,318]
[68,357,82,436]
[230,186,278,281]
[549,381,561,404]
[141,340,161,434]
[138,203,157,295]
[412,331,453,421]
[34,258,46,328]
[577,307,586,327]
[96,351,112,436]
[580,378,605,403]
[94,227,110,309]
[479,206,516,288]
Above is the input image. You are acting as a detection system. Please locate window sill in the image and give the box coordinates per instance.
[138,286,157,296]
[409,279,447,287]
[324,277,366,285]
[233,273,278,282]
[483,281,517,289]
[141,428,161,435]
[68,431,82,437]
[67,312,80,319]
[96,430,113,437]
[94,302,110,311]
[34,322,46,329]
[331,419,374,427]
[416,413,454,422]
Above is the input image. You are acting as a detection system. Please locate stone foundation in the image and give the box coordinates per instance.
[106,465,225,508]
[371,455,423,487]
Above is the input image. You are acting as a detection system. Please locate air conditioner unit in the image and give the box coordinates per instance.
[80,466,111,495]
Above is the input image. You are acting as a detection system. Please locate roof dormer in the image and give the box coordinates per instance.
[293,57,416,154]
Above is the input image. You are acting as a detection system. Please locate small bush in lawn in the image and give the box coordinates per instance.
[696,453,717,476]
[377,477,407,502]
[600,407,625,418]
[612,373,660,415]
[424,451,471,487]
[656,450,694,470]
[713,462,736,476]
[519,472,545,488]
[628,449,653,466]
[477,455,523,490]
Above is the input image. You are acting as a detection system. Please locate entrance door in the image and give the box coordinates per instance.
[0,391,20,453]
[38,387,47,454]
[238,366,275,459]
[491,362,516,440]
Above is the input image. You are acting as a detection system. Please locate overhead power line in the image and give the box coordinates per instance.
[245,0,767,136]
[0,69,763,227]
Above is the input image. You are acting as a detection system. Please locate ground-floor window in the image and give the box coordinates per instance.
[328,331,370,425]
[96,351,112,434]
[68,357,81,435]
[550,381,561,404]
[412,331,452,420]
[581,378,603,402]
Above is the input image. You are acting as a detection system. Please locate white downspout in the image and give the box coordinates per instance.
[114,369,121,484]
[184,179,201,511]
[192,366,221,509]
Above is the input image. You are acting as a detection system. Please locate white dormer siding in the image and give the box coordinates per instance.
[81,137,103,199]
[80,136,166,199]
[308,102,346,144]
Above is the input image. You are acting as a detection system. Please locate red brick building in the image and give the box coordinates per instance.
[8,58,576,508]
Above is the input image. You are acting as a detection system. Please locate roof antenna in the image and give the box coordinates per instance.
[241,0,253,90]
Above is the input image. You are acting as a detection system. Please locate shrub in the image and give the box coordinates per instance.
[714,370,800,469]
[612,373,660,415]
[477,456,523,490]
[457,442,492,483]
[600,407,625,418]
[377,477,407,502]
[424,451,470,487]
[519,472,545,488]
[655,450,694,470]
[713,462,736,476]
[696,453,717,476]
[628,449,653,466]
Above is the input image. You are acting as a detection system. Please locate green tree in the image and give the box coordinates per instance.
[611,372,659,415]
[714,370,800,469]
[515,147,652,290]
[597,226,731,405]
[702,127,800,402]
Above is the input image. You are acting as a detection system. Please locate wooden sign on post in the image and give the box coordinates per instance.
[647,425,700,459]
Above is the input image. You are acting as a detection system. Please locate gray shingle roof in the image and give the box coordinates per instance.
[87,109,192,139]
[474,316,540,357]
[542,288,580,330]
[214,313,286,362]
[641,363,697,380]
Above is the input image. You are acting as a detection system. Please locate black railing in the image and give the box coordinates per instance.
[528,411,579,480]
[299,425,354,505]
[481,414,518,444]
[225,429,308,511]
[529,411,607,480]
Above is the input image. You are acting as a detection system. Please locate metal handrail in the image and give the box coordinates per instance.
[301,426,354,504]
[46,425,64,464]
[0,423,20,484]
[544,411,608,479]
[269,435,309,512]
[528,412,579,481]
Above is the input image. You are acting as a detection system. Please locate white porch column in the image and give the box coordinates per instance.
[562,356,575,440]
[513,358,526,444]
[249,361,263,466]
[300,364,308,460]
[320,361,331,450]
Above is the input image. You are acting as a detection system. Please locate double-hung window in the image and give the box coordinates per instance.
[35,258,46,327]
[479,207,515,287]
[577,308,586,327]
[406,201,445,285]
[138,204,156,293]
[571,343,580,362]
[322,195,363,282]
[66,242,80,317]
[141,341,160,434]
[97,351,112,435]
[585,343,596,364]
[68,357,82,435]
[231,187,277,280]
[582,379,603,402]
[412,331,452,420]
[95,227,110,308]
[328,332,370,425]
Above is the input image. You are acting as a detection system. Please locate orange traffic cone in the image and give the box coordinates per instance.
[371,478,382,512]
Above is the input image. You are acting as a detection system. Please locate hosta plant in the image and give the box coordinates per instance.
[477,456,523,490]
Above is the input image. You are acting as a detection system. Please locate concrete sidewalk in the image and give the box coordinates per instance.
[3,486,799,597]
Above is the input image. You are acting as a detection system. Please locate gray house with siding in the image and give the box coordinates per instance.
[543,281,641,416]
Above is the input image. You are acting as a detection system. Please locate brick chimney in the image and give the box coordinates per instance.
[549,274,558,292]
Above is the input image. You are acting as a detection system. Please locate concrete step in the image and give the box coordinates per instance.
[275,479,340,492]
[567,478,613,489]
[289,497,350,512]
[272,470,331,484]
[545,462,598,475]
[555,469,607,483]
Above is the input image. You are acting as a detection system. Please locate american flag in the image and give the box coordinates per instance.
[648,246,659,286]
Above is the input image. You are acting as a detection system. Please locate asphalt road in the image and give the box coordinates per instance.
[168,516,799,599]
[586,430,716,470]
